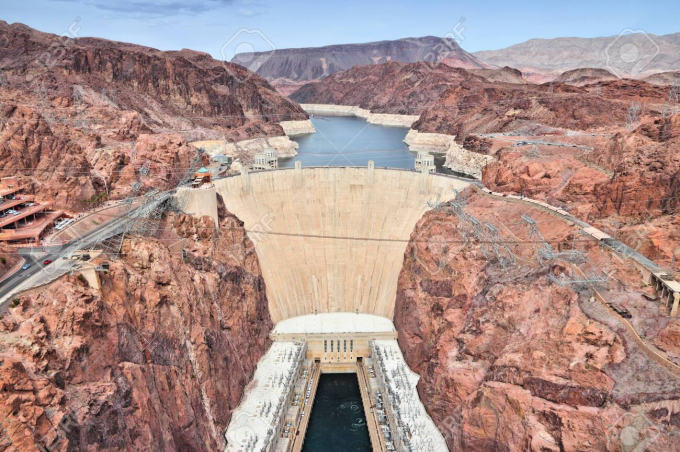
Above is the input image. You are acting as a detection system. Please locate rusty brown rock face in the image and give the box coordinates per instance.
[0,20,306,211]
[394,193,680,452]
[0,212,272,451]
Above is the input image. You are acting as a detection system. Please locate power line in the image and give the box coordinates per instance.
[143,226,598,245]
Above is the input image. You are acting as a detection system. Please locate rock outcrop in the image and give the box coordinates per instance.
[0,211,273,451]
[279,119,316,136]
[403,129,493,179]
[554,68,619,86]
[394,191,680,451]
[0,246,20,280]
[469,66,528,84]
[643,71,680,86]
[595,114,680,219]
[482,113,680,270]
[191,135,301,163]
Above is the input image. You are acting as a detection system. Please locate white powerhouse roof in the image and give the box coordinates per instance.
[272,313,396,335]
[224,341,303,452]
[372,340,449,452]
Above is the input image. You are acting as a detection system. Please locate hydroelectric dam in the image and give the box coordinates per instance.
[183,165,471,452]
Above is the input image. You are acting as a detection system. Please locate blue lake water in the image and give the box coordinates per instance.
[301,373,371,452]
[282,115,451,172]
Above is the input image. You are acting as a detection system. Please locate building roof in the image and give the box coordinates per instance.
[371,340,449,452]
[196,167,209,174]
[0,210,63,241]
[224,341,304,452]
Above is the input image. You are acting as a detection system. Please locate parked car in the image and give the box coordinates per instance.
[22,263,31,270]
[43,259,52,265]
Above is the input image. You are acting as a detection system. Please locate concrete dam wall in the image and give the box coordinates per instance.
[215,167,470,323]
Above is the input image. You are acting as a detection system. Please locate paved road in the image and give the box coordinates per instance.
[0,191,173,311]
[0,245,68,304]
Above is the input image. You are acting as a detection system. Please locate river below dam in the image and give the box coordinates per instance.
[301,373,371,452]
[283,115,452,172]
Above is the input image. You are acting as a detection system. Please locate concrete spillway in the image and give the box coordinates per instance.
[215,167,470,323]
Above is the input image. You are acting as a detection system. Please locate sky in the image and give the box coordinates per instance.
[1,0,679,59]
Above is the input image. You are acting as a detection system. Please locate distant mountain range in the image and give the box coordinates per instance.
[231,36,487,94]
[473,32,680,82]
[233,33,680,92]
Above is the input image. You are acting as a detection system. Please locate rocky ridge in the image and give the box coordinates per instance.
[291,61,666,138]
[482,113,680,271]
[0,21,307,210]
[553,68,619,86]
[473,32,680,82]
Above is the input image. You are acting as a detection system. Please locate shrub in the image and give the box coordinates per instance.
[0,257,6,265]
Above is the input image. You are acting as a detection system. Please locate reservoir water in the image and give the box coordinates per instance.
[283,115,451,172]
[301,373,371,452]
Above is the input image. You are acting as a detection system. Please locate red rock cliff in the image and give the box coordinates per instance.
[0,20,307,210]
[0,211,273,451]
[394,192,680,451]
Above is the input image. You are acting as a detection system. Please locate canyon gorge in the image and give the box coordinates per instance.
[0,15,679,452]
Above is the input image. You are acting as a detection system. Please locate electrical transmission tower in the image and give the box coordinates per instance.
[93,162,151,256]
[426,193,444,211]
[662,81,679,118]
[167,155,202,213]
[521,214,585,264]
[521,214,606,291]
[484,222,517,268]
[34,81,54,124]
[448,201,517,267]
[548,270,607,292]
[626,102,641,131]
[526,145,541,158]
[72,84,84,106]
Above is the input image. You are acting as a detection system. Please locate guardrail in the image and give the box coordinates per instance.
[212,165,481,186]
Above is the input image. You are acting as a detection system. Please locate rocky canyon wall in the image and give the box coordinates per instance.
[394,190,680,452]
[0,21,308,211]
[0,211,272,452]
[300,104,420,127]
